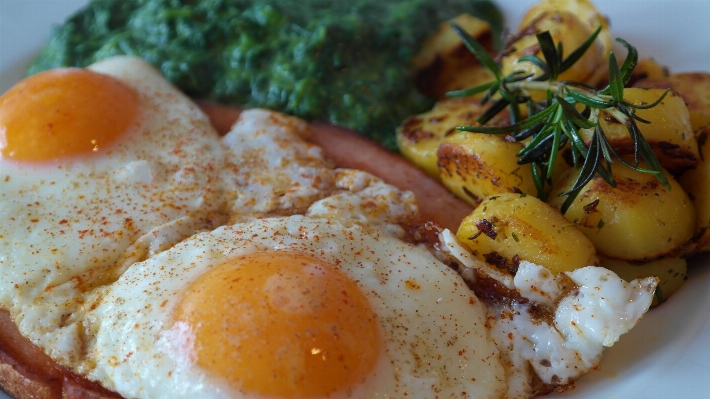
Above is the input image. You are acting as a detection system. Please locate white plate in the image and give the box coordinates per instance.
[1,1,709,398]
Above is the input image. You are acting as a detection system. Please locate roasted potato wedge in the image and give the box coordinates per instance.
[396,98,509,179]
[578,88,699,175]
[548,163,696,262]
[634,72,710,132]
[679,126,710,252]
[457,193,599,274]
[413,14,495,99]
[601,257,686,307]
[517,0,612,56]
[501,0,610,88]
[437,131,538,206]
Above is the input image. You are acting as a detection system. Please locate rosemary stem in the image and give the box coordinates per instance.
[605,107,630,124]
[507,81,564,93]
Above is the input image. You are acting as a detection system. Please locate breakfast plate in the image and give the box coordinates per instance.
[1,1,709,398]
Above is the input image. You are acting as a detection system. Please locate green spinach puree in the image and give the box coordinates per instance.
[29,0,501,150]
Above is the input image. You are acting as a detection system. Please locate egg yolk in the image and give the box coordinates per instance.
[175,251,381,397]
[0,68,139,162]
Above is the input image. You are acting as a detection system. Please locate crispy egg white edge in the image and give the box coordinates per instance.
[441,229,657,398]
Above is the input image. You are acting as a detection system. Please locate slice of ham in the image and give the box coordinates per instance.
[0,309,122,399]
[198,102,473,232]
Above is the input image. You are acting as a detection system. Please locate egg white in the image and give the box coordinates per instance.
[66,215,505,399]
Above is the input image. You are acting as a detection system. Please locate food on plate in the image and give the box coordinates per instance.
[600,257,687,307]
[396,98,570,207]
[631,72,710,252]
[627,58,670,86]
[196,100,475,232]
[500,0,611,88]
[412,13,496,100]
[396,98,510,181]
[456,193,599,275]
[441,231,656,398]
[0,56,423,398]
[0,52,658,399]
[396,0,710,305]
[71,216,508,399]
[437,131,541,205]
[548,162,696,262]
[0,57,242,307]
[577,88,699,175]
[634,72,710,132]
[27,0,503,150]
[680,134,710,252]
[0,68,139,161]
[3,0,697,397]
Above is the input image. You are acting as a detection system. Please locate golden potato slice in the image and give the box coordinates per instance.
[437,131,537,206]
[578,88,699,175]
[396,98,508,179]
[679,126,710,252]
[548,162,696,262]
[502,2,610,88]
[457,193,598,274]
[634,72,710,132]
[600,257,687,307]
[413,14,494,99]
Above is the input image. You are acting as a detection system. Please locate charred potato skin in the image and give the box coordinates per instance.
[578,88,699,175]
[548,164,696,262]
[457,193,599,274]
[437,132,537,207]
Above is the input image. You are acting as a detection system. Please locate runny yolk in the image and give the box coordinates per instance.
[0,68,139,162]
[175,251,381,398]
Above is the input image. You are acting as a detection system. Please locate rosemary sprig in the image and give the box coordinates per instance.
[448,23,670,213]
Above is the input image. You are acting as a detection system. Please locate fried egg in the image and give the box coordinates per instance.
[54,216,506,399]
[0,57,245,339]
